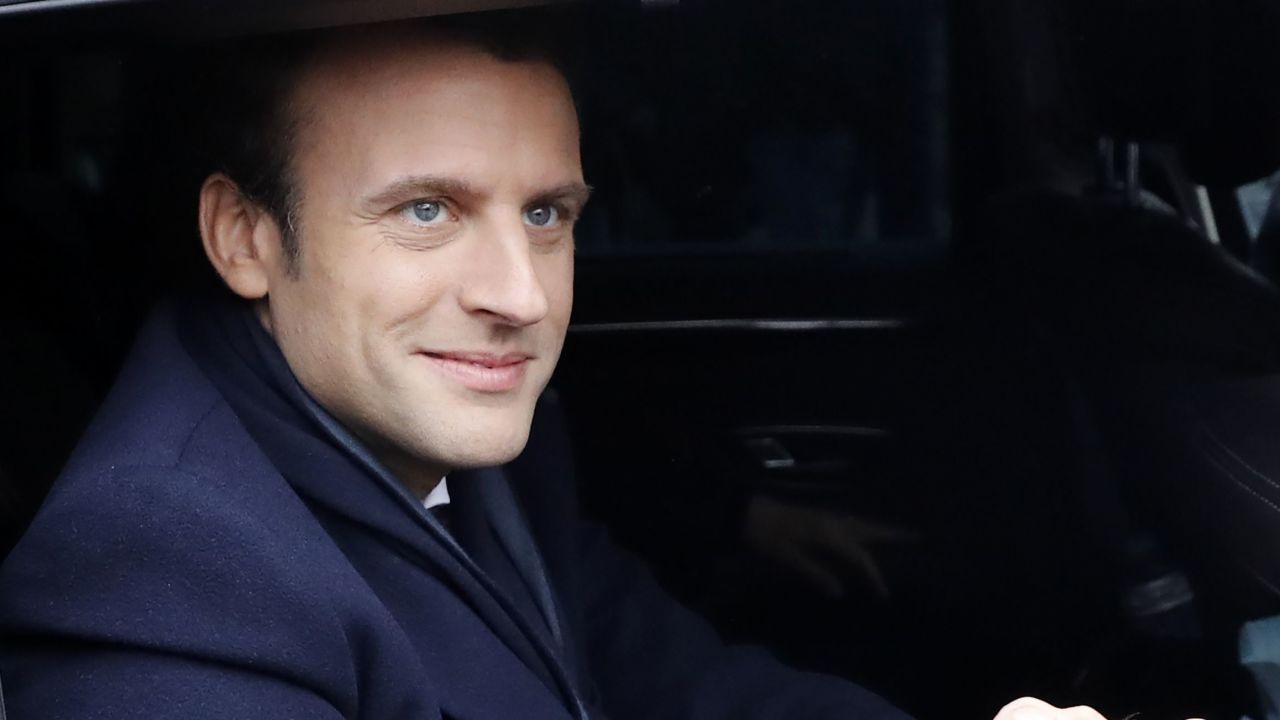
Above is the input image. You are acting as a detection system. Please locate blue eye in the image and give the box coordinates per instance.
[403,200,446,226]
[524,205,559,228]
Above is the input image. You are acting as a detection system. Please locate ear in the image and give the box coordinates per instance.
[198,173,286,299]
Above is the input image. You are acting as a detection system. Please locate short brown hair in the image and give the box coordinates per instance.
[195,9,578,272]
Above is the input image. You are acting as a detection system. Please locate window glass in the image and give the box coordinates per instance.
[1237,169,1280,240]
[575,0,950,261]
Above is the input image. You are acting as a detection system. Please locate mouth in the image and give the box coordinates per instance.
[417,351,533,393]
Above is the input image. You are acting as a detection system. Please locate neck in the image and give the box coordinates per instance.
[379,451,447,500]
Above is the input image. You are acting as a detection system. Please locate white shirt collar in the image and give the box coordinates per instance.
[423,477,451,510]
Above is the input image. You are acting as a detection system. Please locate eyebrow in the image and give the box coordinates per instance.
[360,175,593,213]
[530,182,594,211]
[360,175,480,211]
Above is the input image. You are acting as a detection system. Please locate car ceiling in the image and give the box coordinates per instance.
[0,0,572,44]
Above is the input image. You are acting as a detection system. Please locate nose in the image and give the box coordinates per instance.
[456,215,550,327]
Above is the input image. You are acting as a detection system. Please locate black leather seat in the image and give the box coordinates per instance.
[978,190,1280,606]
[994,194,1280,615]
[971,0,1280,622]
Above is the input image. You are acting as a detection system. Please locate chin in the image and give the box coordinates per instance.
[437,425,533,470]
[443,445,527,471]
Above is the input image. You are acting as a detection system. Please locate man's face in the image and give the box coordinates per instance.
[255,34,586,488]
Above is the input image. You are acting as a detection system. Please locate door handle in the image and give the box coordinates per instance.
[736,425,889,473]
[742,436,797,470]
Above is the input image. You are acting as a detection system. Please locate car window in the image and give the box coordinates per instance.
[573,0,949,263]
[1237,169,1280,240]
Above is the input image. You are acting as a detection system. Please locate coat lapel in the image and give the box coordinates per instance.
[452,469,565,651]
[176,297,587,718]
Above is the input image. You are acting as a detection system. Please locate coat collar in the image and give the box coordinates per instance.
[173,295,588,719]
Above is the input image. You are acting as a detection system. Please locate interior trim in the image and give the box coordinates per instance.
[0,0,131,11]
[734,425,891,438]
[568,318,908,334]
[0,0,566,34]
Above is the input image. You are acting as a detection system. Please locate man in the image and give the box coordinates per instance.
[0,12,1121,720]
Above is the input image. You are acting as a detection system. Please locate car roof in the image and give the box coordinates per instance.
[0,0,570,45]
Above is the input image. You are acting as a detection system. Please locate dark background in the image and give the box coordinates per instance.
[7,0,1280,716]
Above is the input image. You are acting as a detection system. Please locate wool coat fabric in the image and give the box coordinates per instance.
[0,298,911,720]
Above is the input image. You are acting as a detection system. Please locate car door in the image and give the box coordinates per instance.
[549,4,1113,714]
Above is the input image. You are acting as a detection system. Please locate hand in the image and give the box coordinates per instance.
[742,494,917,599]
[993,698,1106,720]
[993,697,1205,720]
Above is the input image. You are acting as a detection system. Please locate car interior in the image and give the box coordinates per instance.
[6,0,1280,717]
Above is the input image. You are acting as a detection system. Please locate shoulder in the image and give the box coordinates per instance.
[0,306,365,701]
[3,313,346,646]
[52,300,300,508]
[1,459,343,629]
[60,303,228,474]
[28,304,320,578]
[0,459,363,702]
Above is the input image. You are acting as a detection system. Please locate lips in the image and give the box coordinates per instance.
[418,351,532,393]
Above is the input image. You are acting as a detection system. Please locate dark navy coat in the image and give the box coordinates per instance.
[0,300,910,719]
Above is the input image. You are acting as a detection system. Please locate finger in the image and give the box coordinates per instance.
[1060,707,1108,719]
[994,696,1057,719]
[1059,702,1111,712]
[994,698,1107,720]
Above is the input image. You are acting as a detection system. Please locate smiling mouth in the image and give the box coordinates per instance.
[418,352,532,393]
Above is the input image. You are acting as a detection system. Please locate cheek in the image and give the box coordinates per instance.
[364,255,455,331]
[268,248,408,376]
[308,237,452,328]
[269,270,355,374]
[540,252,575,324]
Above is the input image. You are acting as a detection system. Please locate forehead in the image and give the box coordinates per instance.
[297,25,573,102]
[287,29,581,189]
